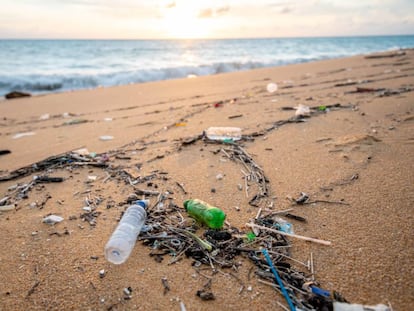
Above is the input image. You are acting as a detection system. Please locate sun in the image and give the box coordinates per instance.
[160,1,211,39]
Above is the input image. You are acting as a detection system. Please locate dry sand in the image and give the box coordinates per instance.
[0,50,413,310]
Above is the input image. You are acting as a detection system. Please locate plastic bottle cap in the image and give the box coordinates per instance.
[134,200,149,209]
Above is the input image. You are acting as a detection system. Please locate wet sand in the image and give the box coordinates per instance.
[0,50,413,310]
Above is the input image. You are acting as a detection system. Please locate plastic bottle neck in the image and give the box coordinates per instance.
[133,200,149,209]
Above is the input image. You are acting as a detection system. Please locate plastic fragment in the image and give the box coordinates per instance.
[295,104,311,117]
[0,204,15,212]
[12,132,35,139]
[205,127,242,142]
[99,135,114,141]
[266,83,278,93]
[43,215,64,225]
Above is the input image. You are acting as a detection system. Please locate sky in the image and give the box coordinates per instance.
[1,0,413,39]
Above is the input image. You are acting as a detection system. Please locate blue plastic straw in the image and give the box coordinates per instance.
[262,248,296,311]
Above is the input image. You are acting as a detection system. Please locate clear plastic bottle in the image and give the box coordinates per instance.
[104,200,149,264]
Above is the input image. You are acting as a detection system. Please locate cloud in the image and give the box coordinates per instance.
[279,6,293,14]
[216,6,230,15]
[198,6,230,18]
[165,1,175,9]
[198,8,213,18]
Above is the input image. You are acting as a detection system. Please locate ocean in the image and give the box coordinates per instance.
[0,35,413,96]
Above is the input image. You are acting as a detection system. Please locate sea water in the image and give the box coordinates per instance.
[0,36,413,96]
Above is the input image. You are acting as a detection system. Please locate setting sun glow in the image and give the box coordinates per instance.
[160,1,211,39]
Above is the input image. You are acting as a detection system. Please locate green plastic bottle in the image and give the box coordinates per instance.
[183,199,226,229]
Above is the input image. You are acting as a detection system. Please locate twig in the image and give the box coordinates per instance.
[176,182,188,194]
[310,252,315,281]
[26,280,40,298]
[247,223,332,246]
[161,277,170,295]
[268,250,309,268]
[255,207,262,220]
[304,199,350,206]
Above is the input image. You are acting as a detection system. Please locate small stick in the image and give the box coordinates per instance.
[305,199,350,206]
[176,182,188,194]
[195,269,213,280]
[255,207,262,220]
[161,277,170,295]
[310,252,315,281]
[26,280,40,298]
[220,148,232,159]
[268,250,309,268]
[246,223,332,246]
[276,301,290,311]
[262,208,294,218]
[103,172,111,183]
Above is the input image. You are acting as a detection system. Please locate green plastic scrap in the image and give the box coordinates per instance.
[246,232,256,242]
[182,230,213,252]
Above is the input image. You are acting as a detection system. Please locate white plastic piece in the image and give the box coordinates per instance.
[205,127,242,141]
[266,82,278,93]
[12,132,35,139]
[333,302,390,311]
[295,104,311,117]
[39,113,50,120]
[43,215,64,225]
[99,135,114,141]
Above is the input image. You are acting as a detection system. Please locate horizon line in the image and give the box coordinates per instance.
[1,33,414,41]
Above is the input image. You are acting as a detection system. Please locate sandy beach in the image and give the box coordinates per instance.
[0,50,413,310]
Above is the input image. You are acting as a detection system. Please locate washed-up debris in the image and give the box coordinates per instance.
[39,113,50,120]
[63,119,88,126]
[42,214,64,225]
[123,287,133,299]
[365,51,405,59]
[34,176,64,183]
[218,145,270,207]
[333,302,391,311]
[262,248,295,311]
[295,104,311,117]
[12,132,35,139]
[49,227,70,237]
[0,150,11,156]
[346,87,385,94]
[266,82,278,93]
[80,210,101,226]
[180,301,187,311]
[5,91,31,99]
[334,80,358,87]
[247,223,332,246]
[285,213,307,222]
[0,196,10,205]
[196,279,215,301]
[0,150,109,182]
[161,277,170,295]
[99,269,106,278]
[228,114,243,119]
[0,204,15,212]
[295,192,310,204]
[205,127,242,142]
[26,280,40,298]
[378,86,413,97]
[99,135,114,141]
[184,199,226,230]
